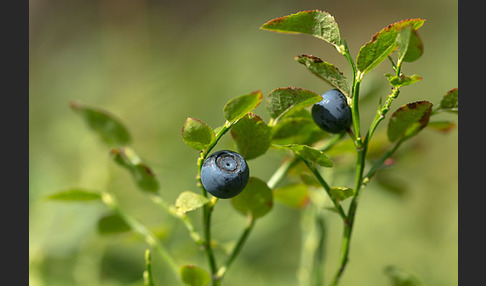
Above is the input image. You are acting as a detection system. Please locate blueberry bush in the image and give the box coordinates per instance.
[47,10,458,286]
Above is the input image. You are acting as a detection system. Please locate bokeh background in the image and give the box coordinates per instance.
[29,0,458,285]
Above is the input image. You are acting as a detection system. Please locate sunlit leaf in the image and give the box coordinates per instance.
[384,74,422,87]
[181,118,215,151]
[357,18,425,75]
[111,147,160,193]
[438,88,458,112]
[295,55,350,96]
[47,189,101,201]
[175,191,210,214]
[223,90,263,124]
[180,265,211,286]
[387,101,433,142]
[70,101,131,146]
[397,26,424,63]
[97,212,131,235]
[329,187,355,202]
[260,10,344,52]
[265,87,321,121]
[230,113,271,160]
[231,177,273,219]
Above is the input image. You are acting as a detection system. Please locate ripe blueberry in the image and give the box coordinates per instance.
[311,89,352,134]
[200,150,250,199]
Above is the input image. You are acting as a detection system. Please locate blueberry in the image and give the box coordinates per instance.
[200,150,250,199]
[311,89,352,134]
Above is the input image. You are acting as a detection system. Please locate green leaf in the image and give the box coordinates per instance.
[181,118,215,151]
[329,187,355,202]
[265,87,322,121]
[271,116,327,145]
[397,26,424,63]
[260,10,344,52]
[438,88,458,112]
[384,265,425,286]
[295,55,351,96]
[231,177,273,219]
[47,189,101,201]
[70,101,131,146]
[97,212,131,235]
[180,265,211,286]
[143,249,154,286]
[384,74,422,87]
[427,121,457,133]
[111,147,160,193]
[175,191,210,214]
[273,144,333,168]
[387,101,433,142]
[273,183,309,209]
[357,18,425,75]
[223,90,263,124]
[230,113,271,160]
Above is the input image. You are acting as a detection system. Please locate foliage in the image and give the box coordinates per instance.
[45,9,457,286]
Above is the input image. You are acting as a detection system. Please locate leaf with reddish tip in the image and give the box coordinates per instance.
[265,87,322,121]
[357,18,425,75]
[295,55,351,96]
[387,101,433,142]
[261,10,344,52]
[181,118,215,151]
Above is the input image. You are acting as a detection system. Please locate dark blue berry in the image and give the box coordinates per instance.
[311,89,352,134]
[200,150,250,199]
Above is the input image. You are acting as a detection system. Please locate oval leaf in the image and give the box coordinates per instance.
[427,121,457,133]
[260,10,344,52]
[387,101,433,142]
[70,101,131,146]
[180,265,211,286]
[230,113,271,160]
[397,26,424,63]
[271,116,327,145]
[231,177,273,219]
[274,144,333,168]
[181,118,215,151]
[97,212,131,235]
[295,55,351,96]
[384,265,425,286]
[329,187,355,202]
[384,74,422,87]
[111,147,160,193]
[273,183,310,209]
[175,191,210,214]
[357,18,425,75]
[223,90,262,124]
[438,88,458,112]
[47,189,101,201]
[265,87,321,121]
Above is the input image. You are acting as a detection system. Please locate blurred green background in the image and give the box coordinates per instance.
[29,0,457,285]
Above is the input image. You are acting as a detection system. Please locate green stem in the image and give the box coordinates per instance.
[363,140,403,185]
[150,195,203,245]
[301,158,348,223]
[215,216,256,281]
[330,143,367,286]
[100,192,180,279]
